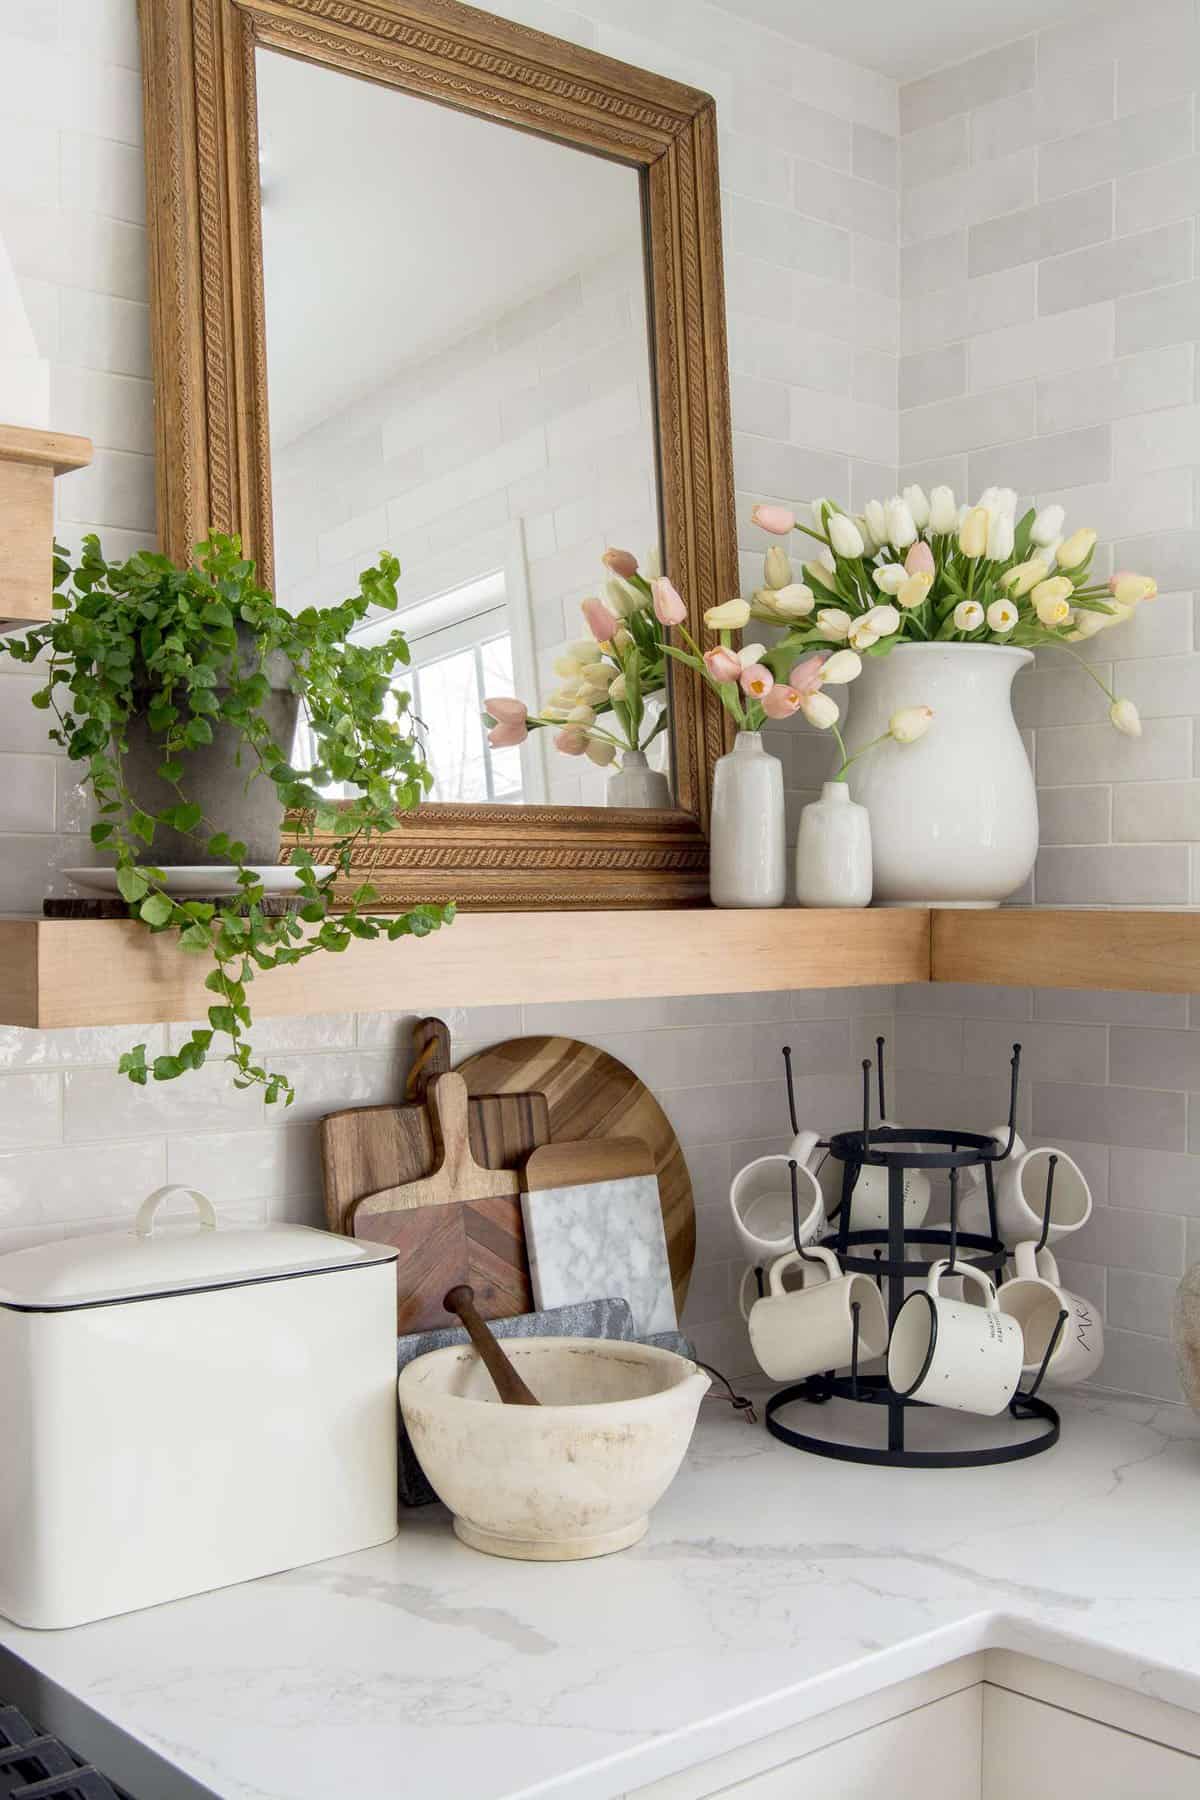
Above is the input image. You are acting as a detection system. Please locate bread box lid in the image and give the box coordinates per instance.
[0,1186,396,1312]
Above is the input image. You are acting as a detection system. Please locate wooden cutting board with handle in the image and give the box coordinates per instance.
[320,1016,550,1237]
[351,1071,534,1333]
[457,1036,695,1312]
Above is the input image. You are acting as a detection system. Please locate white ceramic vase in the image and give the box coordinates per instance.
[846,642,1037,907]
[709,730,785,908]
[607,749,671,809]
[795,780,872,907]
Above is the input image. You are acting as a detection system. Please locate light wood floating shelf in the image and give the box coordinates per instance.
[0,909,930,1029]
[0,909,1194,1030]
[934,908,1200,995]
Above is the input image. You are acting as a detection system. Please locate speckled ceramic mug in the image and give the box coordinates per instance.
[888,1260,1023,1415]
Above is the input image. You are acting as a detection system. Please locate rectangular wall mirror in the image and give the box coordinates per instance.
[139,0,737,907]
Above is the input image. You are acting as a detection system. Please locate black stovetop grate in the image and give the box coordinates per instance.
[0,1705,133,1800]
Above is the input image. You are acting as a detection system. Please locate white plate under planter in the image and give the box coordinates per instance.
[64,866,332,898]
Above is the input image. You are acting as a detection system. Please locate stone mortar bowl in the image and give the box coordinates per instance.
[398,1336,710,1561]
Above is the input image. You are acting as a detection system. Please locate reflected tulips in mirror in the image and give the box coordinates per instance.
[483,547,672,809]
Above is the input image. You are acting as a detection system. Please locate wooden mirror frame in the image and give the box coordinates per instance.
[138,0,737,908]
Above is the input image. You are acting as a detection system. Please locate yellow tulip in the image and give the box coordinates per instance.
[1000,556,1048,597]
[1056,528,1097,570]
[704,598,751,630]
[898,572,933,609]
[958,507,989,558]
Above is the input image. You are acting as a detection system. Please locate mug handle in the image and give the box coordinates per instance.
[788,1128,821,1169]
[768,1245,839,1295]
[927,1258,997,1308]
[1012,1239,1041,1282]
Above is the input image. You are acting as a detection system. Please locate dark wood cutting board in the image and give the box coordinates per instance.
[320,1016,549,1237]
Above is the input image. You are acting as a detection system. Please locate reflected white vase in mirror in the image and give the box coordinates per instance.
[607,750,671,809]
[795,781,871,908]
[846,643,1038,907]
[709,731,785,908]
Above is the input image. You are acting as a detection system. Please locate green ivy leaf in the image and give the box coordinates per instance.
[116,866,148,903]
[139,893,172,927]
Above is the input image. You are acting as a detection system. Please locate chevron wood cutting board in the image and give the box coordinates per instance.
[350,1070,534,1333]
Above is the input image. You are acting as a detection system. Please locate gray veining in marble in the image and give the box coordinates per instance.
[522,1173,677,1336]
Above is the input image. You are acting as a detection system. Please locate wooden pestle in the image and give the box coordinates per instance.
[443,1284,540,1406]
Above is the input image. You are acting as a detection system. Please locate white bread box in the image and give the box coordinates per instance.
[0,1185,400,1629]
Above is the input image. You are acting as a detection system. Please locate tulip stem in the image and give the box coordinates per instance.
[833,728,891,780]
[1052,642,1120,707]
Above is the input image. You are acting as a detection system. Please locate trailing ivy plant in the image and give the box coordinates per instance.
[3,534,453,1103]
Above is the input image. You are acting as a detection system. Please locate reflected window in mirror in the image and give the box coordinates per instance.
[258,46,669,812]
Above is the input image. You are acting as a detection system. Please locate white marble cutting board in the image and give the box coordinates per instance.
[522,1172,677,1336]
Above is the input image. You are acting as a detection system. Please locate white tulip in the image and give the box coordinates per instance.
[586,737,617,767]
[771,582,815,617]
[954,600,985,631]
[738,642,767,669]
[821,648,863,683]
[608,672,627,702]
[570,638,605,664]
[643,547,661,579]
[805,560,841,593]
[800,690,840,729]
[1110,697,1141,737]
[567,702,596,727]
[1066,609,1109,641]
[553,653,583,678]
[873,563,907,595]
[890,705,934,744]
[848,620,880,650]
[863,603,900,636]
[978,485,1002,515]
[885,496,918,548]
[606,577,640,618]
[1031,505,1065,546]
[809,497,830,531]
[901,484,930,529]
[816,607,853,640]
[986,598,1018,634]
[829,513,866,558]
[863,499,888,549]
[986,510,1015,561]
[929,485,957,534]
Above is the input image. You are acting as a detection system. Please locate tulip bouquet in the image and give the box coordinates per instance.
[483,549,669,771]
[743,488,1155,737]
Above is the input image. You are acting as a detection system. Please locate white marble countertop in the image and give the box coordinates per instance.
[2,1390,1200,1800]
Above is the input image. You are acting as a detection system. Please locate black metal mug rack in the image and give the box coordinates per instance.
[762,1039,1068,1470]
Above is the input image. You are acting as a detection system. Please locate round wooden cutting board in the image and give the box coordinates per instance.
[455,1036,695,1312]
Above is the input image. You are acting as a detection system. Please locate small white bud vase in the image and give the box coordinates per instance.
[795,781,872,907]
[709,730,786,908]
[606,749,671,809]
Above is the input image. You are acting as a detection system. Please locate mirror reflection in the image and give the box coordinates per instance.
[257,49,668,808]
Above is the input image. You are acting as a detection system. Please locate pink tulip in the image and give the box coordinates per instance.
[553,728,589,756]
[788,652,828,698]
[581,595,621,643]
[484,696,527,726]
[761,683,802,718]
[739,662,774,698]
[488,718,528,749]
[752,503,795,536]
[602,547,639,579]
[651,576,687,625]
[905,540,935,577]
[704,645,741,682]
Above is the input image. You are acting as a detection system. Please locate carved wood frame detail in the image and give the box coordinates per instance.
[138,0,737,908]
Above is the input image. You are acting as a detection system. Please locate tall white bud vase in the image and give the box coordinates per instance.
[709,731,785,908]
[796,781,872,907]
[846,643,1036,906]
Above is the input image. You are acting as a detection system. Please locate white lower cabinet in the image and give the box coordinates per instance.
[721,1688,980,1797]
[982,1686,1200,1800]
[628,1653,1200,1800]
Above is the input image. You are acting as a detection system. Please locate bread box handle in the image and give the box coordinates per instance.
[135,1185,218,1237]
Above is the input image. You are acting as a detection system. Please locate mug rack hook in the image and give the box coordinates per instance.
[789,1160,826,1265]
[782,1044,799,1138]
[1034,1153,1058,1254]
[1012,1307,1069,1410]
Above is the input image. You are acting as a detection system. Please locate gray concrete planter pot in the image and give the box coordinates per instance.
[121,629,299,866]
